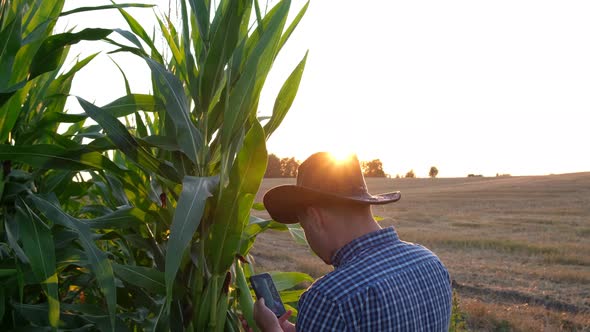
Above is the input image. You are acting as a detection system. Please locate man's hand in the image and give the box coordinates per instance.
[240,298,295,332]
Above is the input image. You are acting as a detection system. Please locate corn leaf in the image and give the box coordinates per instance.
[116,6,163,63]
[139,135,181,151]
[101,94,160,118]
[208,121,267,274]
[198,0,245,111]
[264,51,307,139]
[29,195,117,331]
[268,272,313,291]
[112,263,166,294]
[60,3,154,17]
[278,0,309,53]
[0,80,33,142]
[221,0,290,149]
[84,206,146,229]
[165,175,219,305]
[0,144,125,176]
[29,28,112,79]
[4,214,29,263]
[188,0,210,44]
[77,96,181,183]
[16,204,59,328]
[239,216,287,255]
[144,58,203,165]
[0,14,22,92]
[287,224,308,246]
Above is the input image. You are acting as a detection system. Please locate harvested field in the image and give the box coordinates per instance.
[251,173,590,331]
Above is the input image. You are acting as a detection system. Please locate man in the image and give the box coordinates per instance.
[251,152,452,331]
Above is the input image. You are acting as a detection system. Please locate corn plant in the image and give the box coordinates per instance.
[0,0,310,330]
[70,0,311,330]
[0,1,160,330]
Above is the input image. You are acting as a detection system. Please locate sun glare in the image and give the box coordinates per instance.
[329,150,356,164]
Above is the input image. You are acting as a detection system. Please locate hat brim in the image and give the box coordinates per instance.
[263,185,401,224]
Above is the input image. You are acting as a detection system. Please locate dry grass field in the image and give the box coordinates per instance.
[251,173,590,331]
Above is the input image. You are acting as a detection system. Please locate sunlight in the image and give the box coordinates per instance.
[328,150,356,164]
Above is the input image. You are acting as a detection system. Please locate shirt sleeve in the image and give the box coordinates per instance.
[296,289,346,332]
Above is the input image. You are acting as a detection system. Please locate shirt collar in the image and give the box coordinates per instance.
[331,227,400,268]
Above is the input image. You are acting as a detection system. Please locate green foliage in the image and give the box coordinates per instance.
[0,0,310,330]
[405,169,416,178]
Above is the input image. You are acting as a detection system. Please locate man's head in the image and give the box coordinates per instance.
[263,152,402,264]
[263,152,401,224]
[296,201,375,264]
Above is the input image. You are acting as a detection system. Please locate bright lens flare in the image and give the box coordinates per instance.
[329,151,356,164]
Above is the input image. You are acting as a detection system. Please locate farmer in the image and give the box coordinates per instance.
[246,152,452,331]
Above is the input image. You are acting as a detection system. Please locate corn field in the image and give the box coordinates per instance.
[0,0,310,330]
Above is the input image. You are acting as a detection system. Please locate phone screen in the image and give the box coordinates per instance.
[250,273,286,317]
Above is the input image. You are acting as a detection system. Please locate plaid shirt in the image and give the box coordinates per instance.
[296,227,452,331]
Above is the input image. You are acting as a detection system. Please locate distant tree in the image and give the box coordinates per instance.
[280,157,299,177]
[361,159,386,177]
[265,154,282,178]
[429,166,439,178]
[467,174,483,177]
[395,174,401,179]
[405,169,416,178]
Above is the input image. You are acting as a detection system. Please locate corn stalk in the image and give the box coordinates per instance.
[73,0,310,330]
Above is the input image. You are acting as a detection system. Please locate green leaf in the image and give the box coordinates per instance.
[29,28,113,79]
[59,3,154,17]
[144,58,203,166]
[16,204,59,328]
[252,202,266,211]
[30,195,117,330]
[239,216,287,255]
[0,14,22,93]
[268,272,313,291]
[0,80,33,142]
[188,0,210,44]
[221,0,290,149]
[0,269,17,278]
[278,289,306,303]
[4,214,29,263]
[198,0,245,111]
[112,263,166,294]
[165,175,219,305]
[84,206,146,229]
[264,51,307,139]
[208,122,267,273]
[139,135,181,151]
[278,0,309,53]
[0,144,124,176]
[155,15,186,82]
[77,96,180,183]
[101,94,160,118]
[287,224,308,246]
[116,6,163,63]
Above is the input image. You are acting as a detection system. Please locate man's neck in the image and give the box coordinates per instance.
[327,217,381,263]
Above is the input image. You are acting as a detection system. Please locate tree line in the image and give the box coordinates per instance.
[265,154,441,178]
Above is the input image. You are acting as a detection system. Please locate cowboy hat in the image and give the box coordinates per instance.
[263,152,401,224]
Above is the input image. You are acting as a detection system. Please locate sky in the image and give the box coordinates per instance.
[58,0,590,177]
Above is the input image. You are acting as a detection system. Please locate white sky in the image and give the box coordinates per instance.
[59,0,590,177]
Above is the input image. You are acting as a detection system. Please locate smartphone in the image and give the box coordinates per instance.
[249,273,286,317]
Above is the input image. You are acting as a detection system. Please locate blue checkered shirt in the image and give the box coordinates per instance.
[296,227,452,331]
